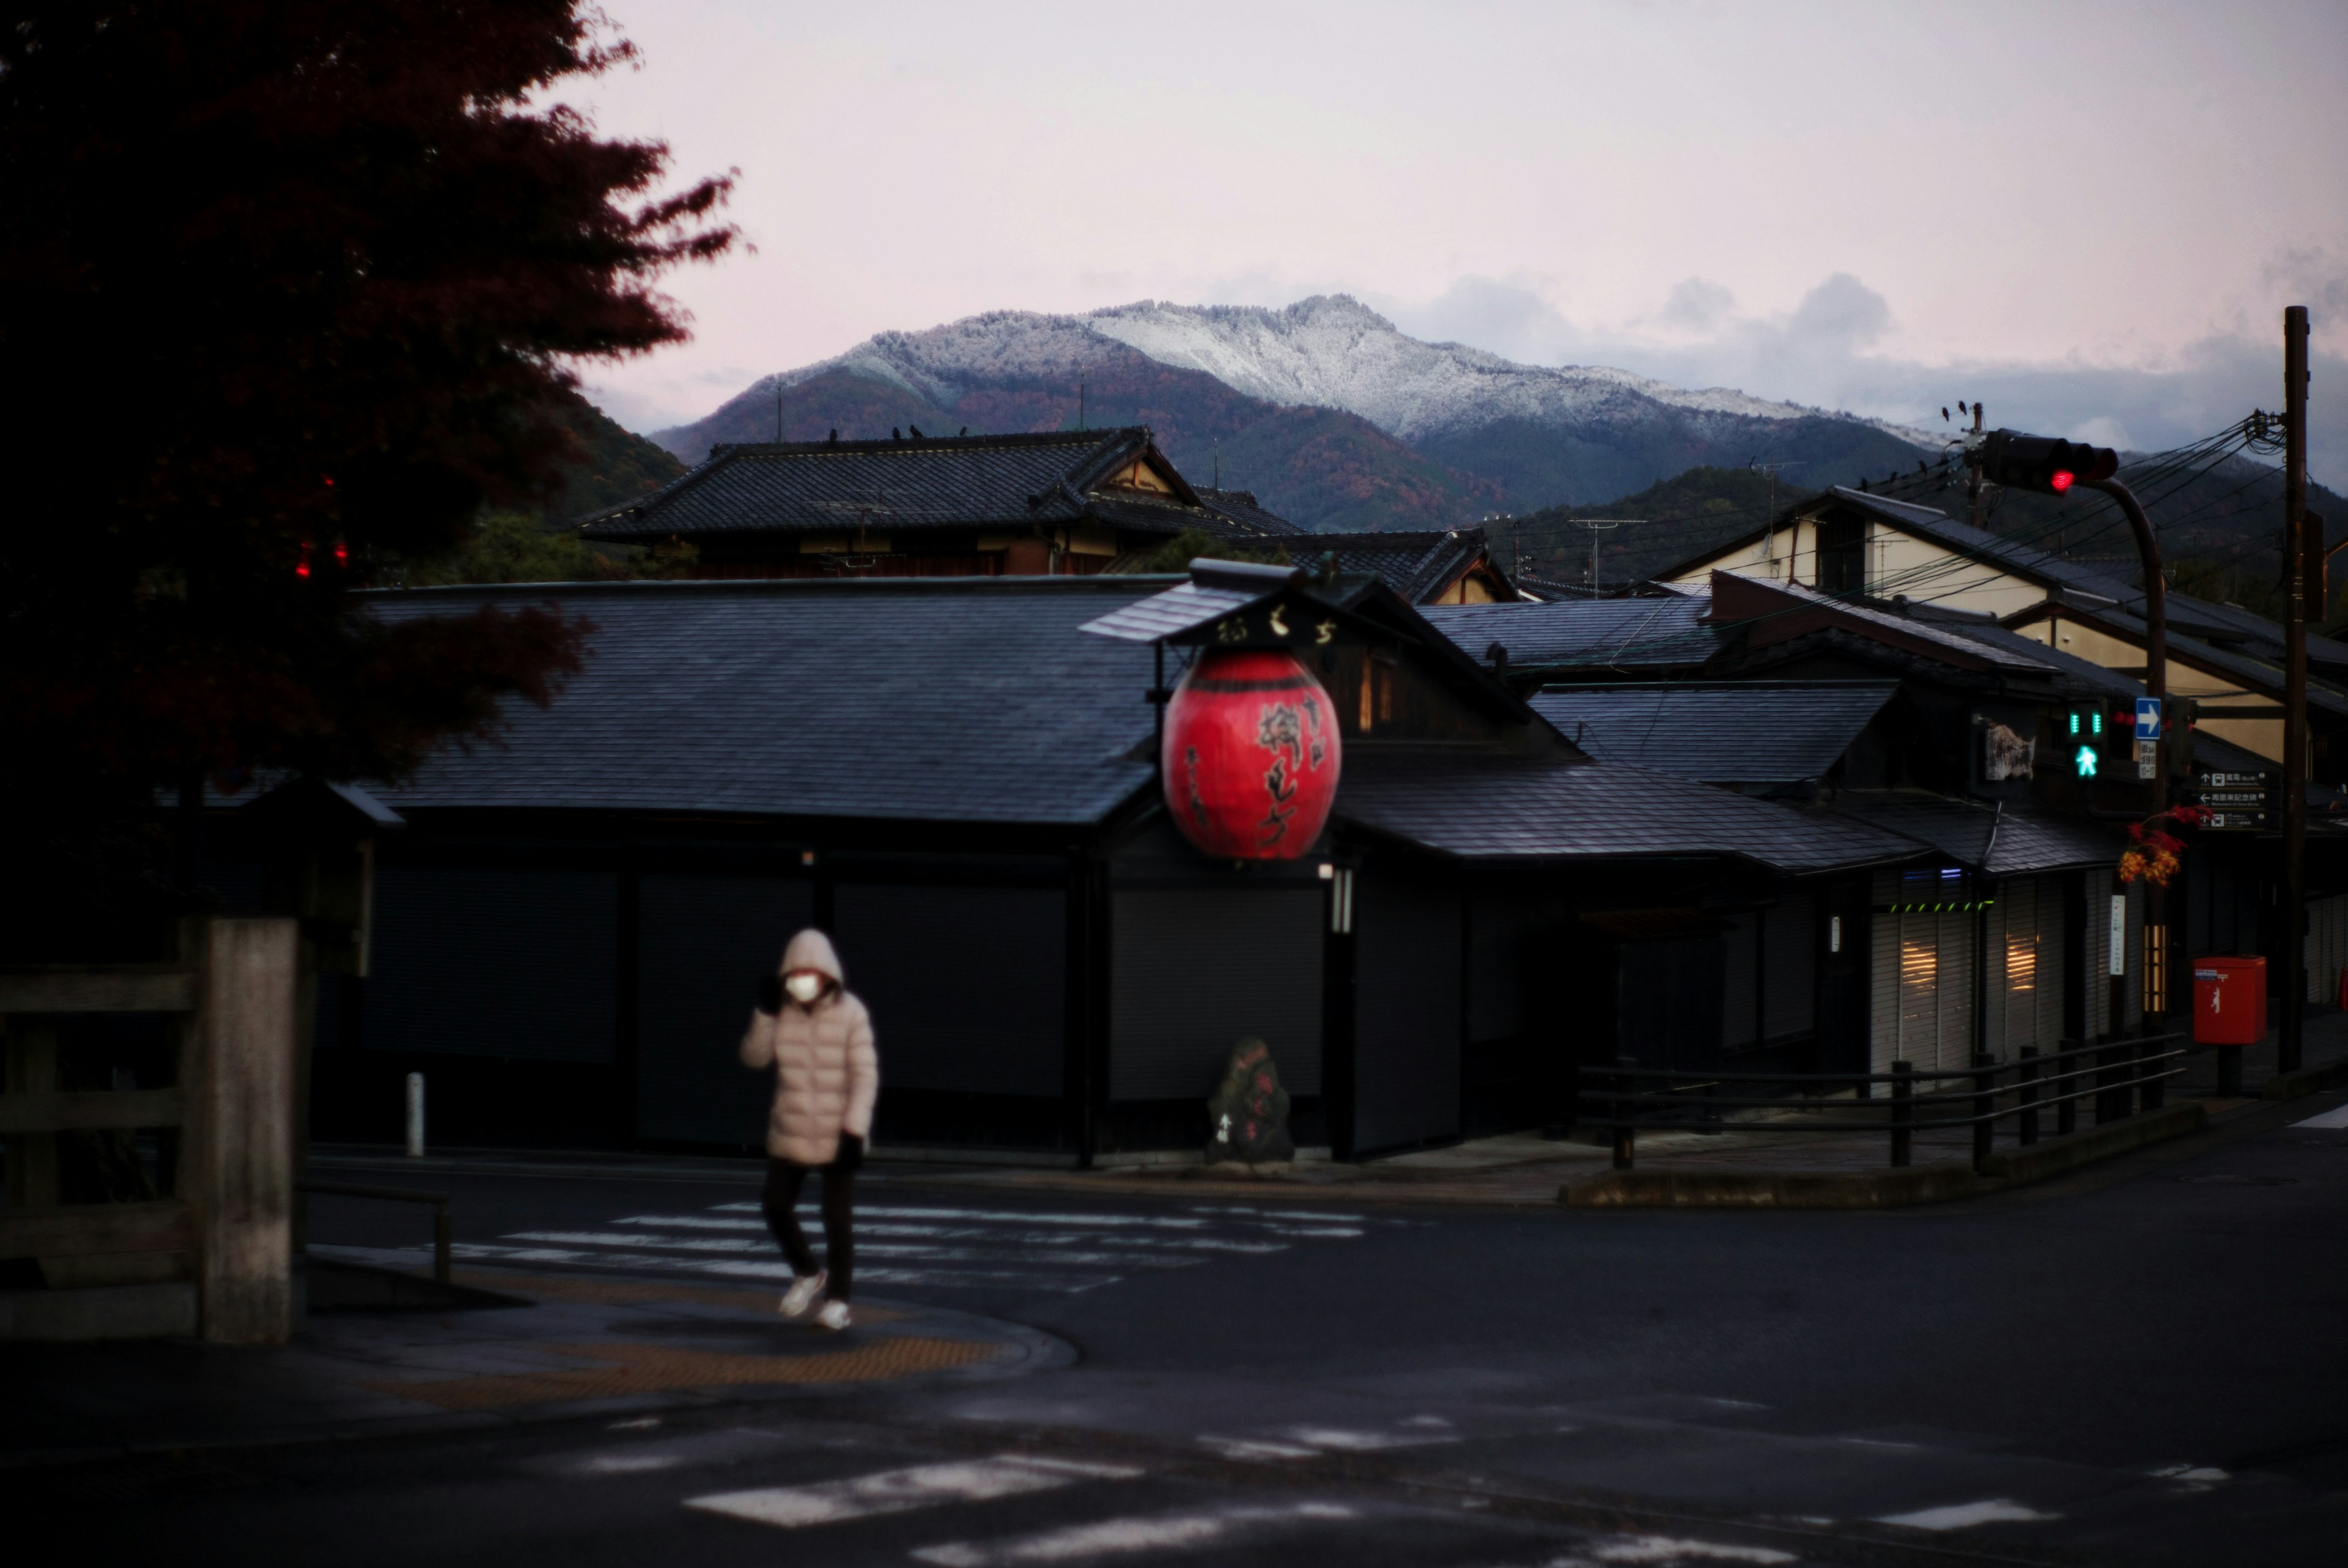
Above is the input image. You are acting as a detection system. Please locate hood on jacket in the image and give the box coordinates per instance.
[779,927,844,985]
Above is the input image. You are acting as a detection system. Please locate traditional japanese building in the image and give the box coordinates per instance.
[275,566,1914,1161]
[570,427,1298,579]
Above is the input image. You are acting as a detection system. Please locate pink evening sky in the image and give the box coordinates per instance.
[564,1,2348,480]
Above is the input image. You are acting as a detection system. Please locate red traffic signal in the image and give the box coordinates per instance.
[1981,429,2119,496]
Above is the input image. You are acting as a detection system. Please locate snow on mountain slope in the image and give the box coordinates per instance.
[751,295,1930,451]
[1084,295,1837,440]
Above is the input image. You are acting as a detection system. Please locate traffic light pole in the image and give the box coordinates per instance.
[2081,473,2169,1025]
[2281,305,2311,1076]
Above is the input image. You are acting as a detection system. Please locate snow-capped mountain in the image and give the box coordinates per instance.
[655,296,1933,528]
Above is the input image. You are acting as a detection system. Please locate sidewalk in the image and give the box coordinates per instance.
[0,1262,1065,1468]
[963,1010,2348,1209]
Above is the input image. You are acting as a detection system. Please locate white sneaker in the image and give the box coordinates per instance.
[779,1270,827,1317]
[813,1298,852,1331]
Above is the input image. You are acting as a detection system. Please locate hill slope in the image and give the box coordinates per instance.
[654,298,1935,526]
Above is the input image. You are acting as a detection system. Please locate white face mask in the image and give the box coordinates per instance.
[783,971,825,1005]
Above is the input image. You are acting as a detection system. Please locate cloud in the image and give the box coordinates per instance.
[1660,278,1735,333]
[1787,273,1891,349]
[1384,272,2348,491]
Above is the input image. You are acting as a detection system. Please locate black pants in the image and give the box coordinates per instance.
[761,1138,860,1301]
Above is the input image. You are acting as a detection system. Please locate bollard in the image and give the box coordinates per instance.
[405,1071,426,1158]
[2017,1047,2040,1146]
[1889,1061,1913,1168]
[1970,1052,1996,1174]
[1612,1054,1637,1171]
[2215,1045,2242,1098]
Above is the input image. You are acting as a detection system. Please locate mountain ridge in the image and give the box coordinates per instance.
[652,296,1937,527]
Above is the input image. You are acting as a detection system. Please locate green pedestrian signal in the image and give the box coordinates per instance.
[2074,743,2099,778]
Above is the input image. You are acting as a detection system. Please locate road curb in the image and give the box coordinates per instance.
[2262,1055,2348,1101]
[1558,1100,2207,1209]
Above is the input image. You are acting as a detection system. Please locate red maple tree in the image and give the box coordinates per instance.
[0,2,735,952]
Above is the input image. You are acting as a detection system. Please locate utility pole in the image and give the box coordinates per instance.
[1576,518,1630,592]
[2281,305,2311,1075]
[1966,402,1985,530]
[1751,458,1798,578]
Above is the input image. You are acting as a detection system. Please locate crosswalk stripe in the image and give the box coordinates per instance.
[711,1202,1216,1230]
[910,1501,1359,1566]
[446,1242,1122,1293]
[610,1216,1288,1254]
[685,1456,1140,1530]
[504,1231,1208,1270]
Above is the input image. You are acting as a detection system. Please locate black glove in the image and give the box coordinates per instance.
[755,973,783,1015]
[833,1133,865,1172]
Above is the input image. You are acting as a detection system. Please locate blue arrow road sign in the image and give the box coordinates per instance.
[2135,697,2163,740]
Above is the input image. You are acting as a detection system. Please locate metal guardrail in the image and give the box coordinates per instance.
[1575,1034,2187,1174]
[299,1180,452,1283]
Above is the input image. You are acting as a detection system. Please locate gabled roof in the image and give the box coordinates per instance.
[2031,601,2348,721]
[358,578,1170,825]
[576,427,1276,544]
[1282,528,1504,605]
[1421,595,1722,672]
[1192,488,1306,536]
[1336,752,1918,875]
[1708,573,2058,675]
[1528,682,1897,786]
[1656,485,2141,603]
[1826,790,2121,875]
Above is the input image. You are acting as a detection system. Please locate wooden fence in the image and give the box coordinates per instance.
[1,918,297,1343]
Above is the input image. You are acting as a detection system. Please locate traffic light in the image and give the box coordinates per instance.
[1981,430,2120,495]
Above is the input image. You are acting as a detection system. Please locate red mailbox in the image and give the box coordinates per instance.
[2191,955,2267,1046]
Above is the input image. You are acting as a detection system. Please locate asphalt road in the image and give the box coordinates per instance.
[21,1093,2348,1568]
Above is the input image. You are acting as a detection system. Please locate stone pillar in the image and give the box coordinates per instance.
[187,918,298,1345]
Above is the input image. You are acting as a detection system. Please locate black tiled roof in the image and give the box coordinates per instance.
[2047,603,2348,721]
[1529,682,1897,785]
[1826,790,2121,875]
[359,578,1167,825]
[1193,488,1306,536]
[1335,751,1918,875]
[1279,529,1500,605]
[1422,595,1722,672]
[577,427,1277,544]
[1655,485,2138,603]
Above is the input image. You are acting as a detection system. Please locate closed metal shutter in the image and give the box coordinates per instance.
[364,865,618,1062]
[832,883,1068,1098]
[635,874,814,1146]
[1881,867,1976,1073]
[1986,876,2067,1057]
[1870,869,1899,1072]
[1110,887,1323,1101]
[1353,875,1460,1153]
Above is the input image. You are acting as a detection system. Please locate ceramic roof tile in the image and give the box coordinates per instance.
[1528,682,1898,784]
[1826,790,2122,875]
[1336,751,1918,874]
[1421,595,1722,671]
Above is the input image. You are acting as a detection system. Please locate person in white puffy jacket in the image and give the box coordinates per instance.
[740,927,877,1330]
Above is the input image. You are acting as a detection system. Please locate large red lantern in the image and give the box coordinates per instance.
[1161,648,1342,859]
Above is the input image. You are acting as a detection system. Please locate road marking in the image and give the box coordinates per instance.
[686,1456,1139,1531]
[1591,1537,1796,1564]
[613,1216,1288,1254]
[712,1203,1214,1230]
[911,1501,1356,1566]
[445,1242,1121,1292]
[503,1231,1206,1270]
[1875,1498,2058,1531]
[1198,1418,1460,1459]
[2291,1103,2348,1128]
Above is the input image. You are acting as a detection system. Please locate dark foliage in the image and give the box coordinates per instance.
[660,355,1504,532]
[0,2,734,954]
